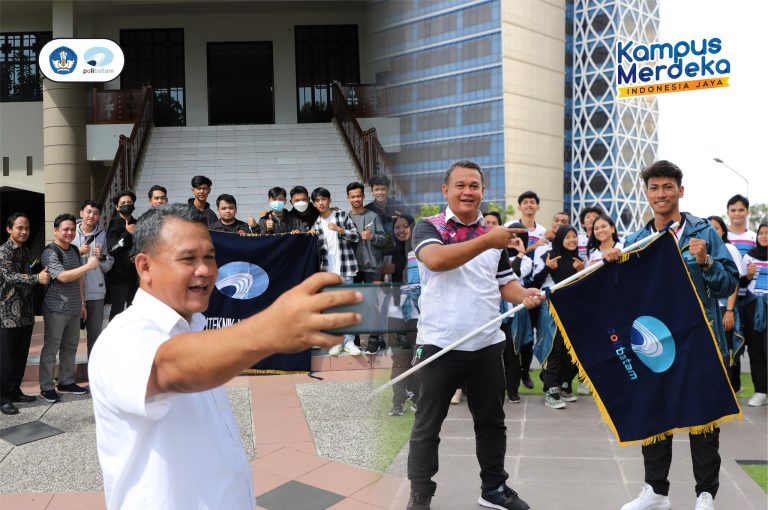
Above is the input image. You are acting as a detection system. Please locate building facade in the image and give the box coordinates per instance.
[566,0,658,234]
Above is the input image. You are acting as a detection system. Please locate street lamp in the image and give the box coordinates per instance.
[713,158,749,198]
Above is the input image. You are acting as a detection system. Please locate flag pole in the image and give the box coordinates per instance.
[372,222,679,395]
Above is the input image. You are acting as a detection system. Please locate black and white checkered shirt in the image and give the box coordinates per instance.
[313,210,360,277]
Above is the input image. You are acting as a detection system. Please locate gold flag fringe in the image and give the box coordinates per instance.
[547,232,742,446]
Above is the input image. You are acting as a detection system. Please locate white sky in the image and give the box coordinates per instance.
[657,0,768,216]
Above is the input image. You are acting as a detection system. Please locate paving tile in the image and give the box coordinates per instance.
[257,480,344,510]
[0,494,53,510]
[327,498,384,510]
[297,460,382,497]
[252,407,307,426]
[255,422,313,444]
[250,393,301,410]
[519,436,616,459]
[251,447,330,479]
[251,466,290,497]
[46,492,106,510]
[517,457,624,483]
[348,474,410,508]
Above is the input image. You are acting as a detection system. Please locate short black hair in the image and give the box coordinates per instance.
[112,190,136,206]
[311,187,331,202]
[53,213,77,229]
[5,212,29,229]
[726,194,749,210]
[368,174,390,188]
[80,199,101,211]
[578,205,605,226]
[517,191,539,205]
[268,187,287,200]
[290,185,309,198]
[483,211,503,225]
[640,160,683,187]
[191,175,212,188]
[148,185,167,198]
[445,160,484,185]
[346,182,365,194]
[216,194,237,207]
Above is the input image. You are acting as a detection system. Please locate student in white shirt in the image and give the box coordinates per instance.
[585,214,623,268]
[89,204,361,510]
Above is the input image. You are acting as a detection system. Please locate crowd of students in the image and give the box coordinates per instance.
[0,174,765,419]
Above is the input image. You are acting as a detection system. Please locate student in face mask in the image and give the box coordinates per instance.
[106,190,139,320]
[286,185,319,233]
[257,187,292,234]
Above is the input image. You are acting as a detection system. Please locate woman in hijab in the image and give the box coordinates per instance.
[531,225,584,409]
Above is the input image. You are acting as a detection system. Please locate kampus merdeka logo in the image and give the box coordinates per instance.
[616,37,731,97]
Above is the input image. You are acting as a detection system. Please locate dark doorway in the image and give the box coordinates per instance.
[207,42,274,125]
[295,25,360,123]
[1,187,45,256]
[120,28,186,126]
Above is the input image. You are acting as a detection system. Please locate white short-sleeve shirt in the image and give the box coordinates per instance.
[89,289,255,510]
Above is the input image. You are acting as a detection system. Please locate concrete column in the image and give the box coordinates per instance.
[43,0,88,242]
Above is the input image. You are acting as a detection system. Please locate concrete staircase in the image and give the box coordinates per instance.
[133,122,363,218]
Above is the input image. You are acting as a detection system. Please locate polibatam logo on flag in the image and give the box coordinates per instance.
[205,231,319,373]
[546,231,741,445]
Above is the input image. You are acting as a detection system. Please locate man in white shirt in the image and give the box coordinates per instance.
[406,161,542,510]
[89,203,361,510]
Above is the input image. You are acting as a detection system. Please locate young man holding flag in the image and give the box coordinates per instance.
[605,160,738,510]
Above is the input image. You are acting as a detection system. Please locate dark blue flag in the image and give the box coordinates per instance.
[547,231,741,445]
[205,232,318,373]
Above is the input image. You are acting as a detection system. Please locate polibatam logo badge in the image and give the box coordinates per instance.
[40,39,124,83]
[629,315,676,373]
[215,261,270,300]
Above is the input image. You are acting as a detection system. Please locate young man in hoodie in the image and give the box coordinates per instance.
[72,200,114,358]
[347,182,390,353]
[189,175,218,227]
[210,194,254,234]
[605,160,738,510]
[107,191,138,320]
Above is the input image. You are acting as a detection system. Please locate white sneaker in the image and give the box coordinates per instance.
[694,492,714,510]
[328,343,343,356]
[450,388,462,405]
[343,341,362,356]
[577,381,591,395]
[748,392,767,407]
[621,484,671,510]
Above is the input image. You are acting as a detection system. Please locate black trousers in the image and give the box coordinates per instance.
[742,299,767,394]
[108,280,138,321]
[408,342,508,495]
[541,331,578,391]
[391,338,420,408]
[643,428,720,497]
[502,321,532,396]
[0,325,34,401]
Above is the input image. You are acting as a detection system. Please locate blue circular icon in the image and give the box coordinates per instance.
[215,261,269,300]
[630,316,676,373]
[50,46,77,74]
[84,47,113,67]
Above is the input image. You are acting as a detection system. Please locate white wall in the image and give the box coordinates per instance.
[88,4,374,126]
[85,124,133,161]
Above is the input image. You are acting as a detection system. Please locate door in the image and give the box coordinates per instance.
[207,42,274,125]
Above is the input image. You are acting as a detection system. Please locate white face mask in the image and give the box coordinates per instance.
[293,201,309,213]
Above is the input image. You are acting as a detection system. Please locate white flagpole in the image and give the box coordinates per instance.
[372,222,678,395]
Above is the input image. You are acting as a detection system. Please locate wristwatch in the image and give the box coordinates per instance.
[699,254,713,270]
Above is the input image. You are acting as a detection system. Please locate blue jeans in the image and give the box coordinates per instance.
[342,275,355,345]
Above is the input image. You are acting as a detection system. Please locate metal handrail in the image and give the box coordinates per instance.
[97,85,154,230]
[331,81,403,201]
